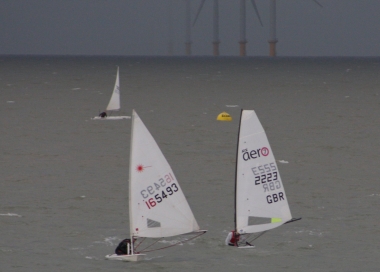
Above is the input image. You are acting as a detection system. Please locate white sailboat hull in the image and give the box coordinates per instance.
[238,245,255,249]
[105,254,145,262]
[92,116,130,120]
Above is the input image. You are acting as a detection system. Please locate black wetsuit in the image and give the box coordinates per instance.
[99,112,107,118]
[115,238,131,255]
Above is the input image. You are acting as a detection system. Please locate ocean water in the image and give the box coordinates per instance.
[1,56,380,271]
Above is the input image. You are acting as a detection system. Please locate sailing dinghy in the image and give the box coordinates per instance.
[230,110,301,248]
[106,110,206,261]
[92,67,130,120]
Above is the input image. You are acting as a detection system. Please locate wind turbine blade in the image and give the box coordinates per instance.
[193,0,207,26]
[311,0,323,8]
[250,0,263,27]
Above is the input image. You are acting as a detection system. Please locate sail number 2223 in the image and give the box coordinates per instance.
[251,162,284,204]
[251,162,281,190]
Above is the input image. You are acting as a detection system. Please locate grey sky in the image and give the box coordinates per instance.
[1,0,380,56]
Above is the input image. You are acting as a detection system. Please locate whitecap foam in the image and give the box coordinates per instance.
[103,236,119,246]
[278,160,289,164]
[70,247,84,251]
[144,255,164,261]
[0,213,21,217]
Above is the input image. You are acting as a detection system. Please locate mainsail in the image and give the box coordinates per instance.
[235,110,292,234]
[106,66,120,111]
[129,110,201,238]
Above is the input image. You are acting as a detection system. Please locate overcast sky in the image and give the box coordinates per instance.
[1,0,380,57]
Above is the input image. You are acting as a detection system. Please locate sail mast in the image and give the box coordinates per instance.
[129,110,135,255]
[234,109,243,232]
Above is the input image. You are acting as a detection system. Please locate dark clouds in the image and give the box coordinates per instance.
[1,0,379,56]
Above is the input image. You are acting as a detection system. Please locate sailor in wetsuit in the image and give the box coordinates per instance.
[99,111,107,118]
[115,238,132,255]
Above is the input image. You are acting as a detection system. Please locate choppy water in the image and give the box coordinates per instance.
[1,56,380,271]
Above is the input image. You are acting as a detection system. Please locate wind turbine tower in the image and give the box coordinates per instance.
[167,0,174,55]
[212,0,220,55]
[268,0,323,57]
[185,0,192,55]
[239,0,263,56]
[268,0,277,57]
[193,0,220,56]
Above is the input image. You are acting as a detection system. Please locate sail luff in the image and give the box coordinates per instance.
[234,109,243,232]
[129,110,136,254]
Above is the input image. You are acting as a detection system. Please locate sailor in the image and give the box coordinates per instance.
[99,111,107,118]
[225,231,254,247]
[225,230,240,246]
[115,238,132,255]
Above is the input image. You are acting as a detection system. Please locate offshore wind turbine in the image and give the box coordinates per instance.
[239,0,263,56]
[185,0,192,55]
[193,0,220,56]
[193,0,263,56]
[268,0,323,56]
[167,0,174,55]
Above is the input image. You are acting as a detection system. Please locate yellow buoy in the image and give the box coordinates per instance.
[217,112,232,121]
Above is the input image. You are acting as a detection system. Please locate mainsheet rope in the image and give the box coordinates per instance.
[134,231,206,253]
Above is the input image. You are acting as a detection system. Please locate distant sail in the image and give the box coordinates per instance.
[106,66,120,111]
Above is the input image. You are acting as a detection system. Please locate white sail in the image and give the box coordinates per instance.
[235,110,292,234]
[106,67,120,111]
[129,110,201,238]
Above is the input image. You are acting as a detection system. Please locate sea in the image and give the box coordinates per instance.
[1,56,379,272]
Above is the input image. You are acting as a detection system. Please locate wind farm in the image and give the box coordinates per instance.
[191,0,263,56]
[1,1,378,57]
[180,0,325,57]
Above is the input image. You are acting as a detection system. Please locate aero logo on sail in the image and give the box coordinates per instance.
[242,147,269,161]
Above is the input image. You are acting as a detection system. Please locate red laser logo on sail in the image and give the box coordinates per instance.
[136,164,151,172]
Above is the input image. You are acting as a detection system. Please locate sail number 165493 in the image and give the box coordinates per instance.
[144,183,179,209]
[140,173,179,210]
[140,173,175,199]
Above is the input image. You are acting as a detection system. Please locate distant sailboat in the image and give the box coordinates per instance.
[227,109,300,248]
[92,67,130,120]
[106,110,206,261]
